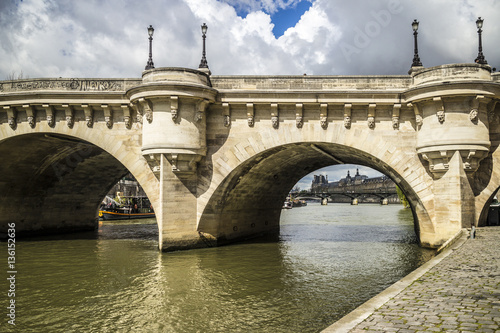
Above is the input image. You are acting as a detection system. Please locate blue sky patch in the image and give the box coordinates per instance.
[270,1,312,38]
[229,0,313,38]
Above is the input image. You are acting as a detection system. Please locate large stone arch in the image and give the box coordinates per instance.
[0,119,158,236]
[197,115,436,247]
[474,105,500,226]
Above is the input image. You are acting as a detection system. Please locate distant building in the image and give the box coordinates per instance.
[312,168,371,189]
[312,174,328,185]
[311,169,399,203]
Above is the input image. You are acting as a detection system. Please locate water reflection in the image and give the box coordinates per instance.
[4,204,434,332]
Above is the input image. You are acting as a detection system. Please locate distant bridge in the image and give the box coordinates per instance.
[299,173,399,204]
[294,186,398,204]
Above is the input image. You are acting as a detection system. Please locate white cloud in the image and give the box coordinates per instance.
[234,11,276,45]
[276,1,341,73]
[1,0,498,79]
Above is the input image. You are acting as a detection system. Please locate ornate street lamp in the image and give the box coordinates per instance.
[474,17,487,65]
[145,25,155,70]
[411,19,422,67]
[199,23,209,69]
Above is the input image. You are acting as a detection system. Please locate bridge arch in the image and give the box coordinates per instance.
[475,138,500,227]
[198,120,435,246]
[0,121,158,237]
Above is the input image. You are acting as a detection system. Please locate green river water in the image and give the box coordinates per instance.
[2,203,435,332]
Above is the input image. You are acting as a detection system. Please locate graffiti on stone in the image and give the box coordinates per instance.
[77,80,123,91]
[5,79,123,92]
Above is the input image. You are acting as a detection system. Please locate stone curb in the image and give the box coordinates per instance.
[321,229,468,333]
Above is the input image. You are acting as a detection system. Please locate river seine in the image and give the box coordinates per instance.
[4,203,435,332]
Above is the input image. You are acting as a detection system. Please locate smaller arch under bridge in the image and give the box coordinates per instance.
[1,64,500,251]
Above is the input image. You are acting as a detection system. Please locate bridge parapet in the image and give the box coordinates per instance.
[410,63,492,87]
[0,78,139,93]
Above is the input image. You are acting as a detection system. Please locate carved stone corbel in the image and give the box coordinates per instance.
[138,98,153,123]
[271,103,279,129]
[247,103,254,127]
[4,106,16,129]
[82,104,94,128]
[130,102,142,124]
[392,104,401,129]
[296,103,303,128]
[222,102,231,127]
[343,104,352,129]
[421,150,450,177]
[42,104,55,127]
[367,103,376,129]
[434,97,445,124]
[63,104,74,128]
[461,149,488,173]
[121,104,132,129]
[487,99,498,124]
[23,104,36,128]
[195,99,209,122]
[171,96,179,121]
[102,104,113,129]
[469,95,484,123]
[408,102,423,128]
[419,147,489,178]
[167,153,203,176]
[320,103,328,129]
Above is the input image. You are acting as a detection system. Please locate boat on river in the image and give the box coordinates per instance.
[99,196,155,220]
[99,209,155,220]
[291,199,307,208]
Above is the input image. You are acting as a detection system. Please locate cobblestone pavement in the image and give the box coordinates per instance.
[348,226,500,332]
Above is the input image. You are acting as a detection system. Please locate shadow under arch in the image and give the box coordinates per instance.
[198,142,428,246]
[0,132,156,238]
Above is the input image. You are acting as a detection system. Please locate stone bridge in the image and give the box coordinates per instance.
[1,63,499,251]
[311,184,398,205]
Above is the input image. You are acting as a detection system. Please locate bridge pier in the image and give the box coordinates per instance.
[126,67,217,251]
[419,151,475,246]
[157,154,211,251]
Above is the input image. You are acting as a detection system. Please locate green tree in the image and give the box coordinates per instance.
[396,186,410,208]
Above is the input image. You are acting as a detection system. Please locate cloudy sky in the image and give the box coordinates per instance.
[1,0,498,79]
[1,0,498,189]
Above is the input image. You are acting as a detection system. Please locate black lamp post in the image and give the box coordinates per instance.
[474,17,487,65]
[411,19,422,67]
[145,25,155,70]
[199,23,209,69]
